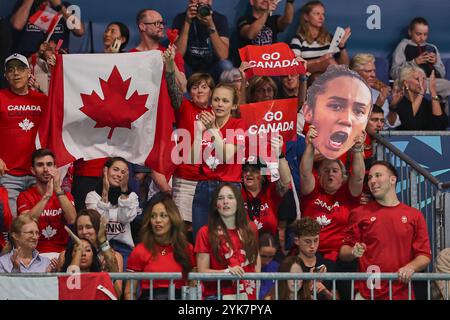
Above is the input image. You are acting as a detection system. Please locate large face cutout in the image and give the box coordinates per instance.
[304,71,372,160]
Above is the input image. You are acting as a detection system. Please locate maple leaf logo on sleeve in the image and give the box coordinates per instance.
[79,66,149,139]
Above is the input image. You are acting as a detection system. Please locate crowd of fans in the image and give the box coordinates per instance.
[0,0,449,300]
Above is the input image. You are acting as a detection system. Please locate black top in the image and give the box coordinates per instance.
[172,11,229,72]
[396,96,448,130]
[236,14,280,48]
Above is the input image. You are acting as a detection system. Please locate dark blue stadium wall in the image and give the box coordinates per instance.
[2,0,450,58]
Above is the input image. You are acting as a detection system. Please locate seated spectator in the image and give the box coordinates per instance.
[237,0,295,48]
[350,53,400,128]
[10,0,85,57]
[0,185,13,252]
[391,17,450,100]
[290,1,350,83]
[57,209,123,296]
[0,215,56,273]
[62,226,102,273]
[173,0,233,83]
[277,74,300,99]
[125,193,195,300]
[258,232,280,299]
[393,66,447,130]
[289,217,335,299]
[190,84,246,238]
[246,76,277,103]
[264,255,311,300]
[17,148,76,260]
[219,62,251,105]
[85,157,139,268]
[241,138,291,252]
[0,53,47,216]
[195,183,259,300]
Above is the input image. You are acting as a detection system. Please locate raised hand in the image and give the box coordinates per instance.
[414,52,429,65]
[98,216,108,244]
[102,167,110,193]
[352,130,366,149]
[46,258,58,273]
[163,44,176,73]
[44,177,54,198]
[48,167,61,192]
[270,134,284,157]
[11,247,21,271]
[390,85,404,109]
[427,52,437,64]
[306,125,318,145]
[120,170,129,193]
[199,111,216,131]
[185,2,198,23]
[64,225,83,247]
[429,70,437,96]
[109,38,121,53]
[339,27,352,48]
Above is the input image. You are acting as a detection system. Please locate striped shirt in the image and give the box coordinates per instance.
[290,35,341,60]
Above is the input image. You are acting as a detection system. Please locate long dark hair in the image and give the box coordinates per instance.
[107,21,130,51]
[95,157,128,206]
[267,256,312,300]
[75,209,101,244]
[208,183,258,265]
[62,238,101,272]
[139,192,193,274]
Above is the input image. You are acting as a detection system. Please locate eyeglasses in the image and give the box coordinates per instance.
[142,20,165,27]
[6,66,28,74]
[247,198,261,220]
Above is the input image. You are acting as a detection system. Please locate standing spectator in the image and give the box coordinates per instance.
[125,193,195,300]
[241,137,291,253]
[237,0,295,48]
[0,215,55,273]
[277,74,300,99]
[195,183,260,300]
[393,66,447,130]
[340,161,431,300]
[173,0,233,82]
[391,17,450,100]
[290,1,350,83]
[132,9,187,194]
[191,84,246,238]
[10,0,85,57]
[350,53,400,129]
[246,75,277,103]
[85,157,139,269]
[0,53,47,216]
[16,149,76,260]
[0,17,13,89]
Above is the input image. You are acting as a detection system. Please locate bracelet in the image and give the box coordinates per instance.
[279,152,285,159]
[100,241,111,252]
[432,95,440,101]
[121,190,131,195]
[55,190,65,197]
[300,74,309,82]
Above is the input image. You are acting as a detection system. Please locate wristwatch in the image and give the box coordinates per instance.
[432,95,440,101]
[208,28,216,35]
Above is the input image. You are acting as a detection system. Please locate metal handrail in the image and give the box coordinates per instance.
[373,132,441,186]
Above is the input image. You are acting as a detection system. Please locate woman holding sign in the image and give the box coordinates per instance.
[290,1,351,82]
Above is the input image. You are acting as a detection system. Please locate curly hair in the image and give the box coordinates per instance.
[290,217,321,237]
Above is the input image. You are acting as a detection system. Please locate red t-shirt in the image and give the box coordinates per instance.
[343,201,431,300]
[195,224,258,299]
[0,186,13,250]
[126,242,195,290]
[200,118,246,182]
[0,89,47,176]
[17,186,74,253]
[174,99,211,181]
[73,158,107,177]
[300,177,361,261]
[241,182,282,236]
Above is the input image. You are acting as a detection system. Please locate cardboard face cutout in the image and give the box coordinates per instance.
[304,66,372,160]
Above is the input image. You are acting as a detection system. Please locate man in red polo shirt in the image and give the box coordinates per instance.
[340,161,431,300]
[17,149,76,259]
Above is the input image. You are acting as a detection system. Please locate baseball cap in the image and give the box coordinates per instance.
[4,53,30,69]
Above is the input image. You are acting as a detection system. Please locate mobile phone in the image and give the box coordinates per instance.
[316,264,325,271]
[424,45,435,54]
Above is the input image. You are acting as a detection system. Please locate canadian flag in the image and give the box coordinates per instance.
[28,4,62,34]
[39,51,176,177]
[0,272,117,300]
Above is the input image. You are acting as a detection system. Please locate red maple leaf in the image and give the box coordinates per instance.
[79,66,149,139]
[166,28,179,45]
[40,15,49,23]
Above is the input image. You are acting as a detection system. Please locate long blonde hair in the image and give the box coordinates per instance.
[296,1,331,45]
